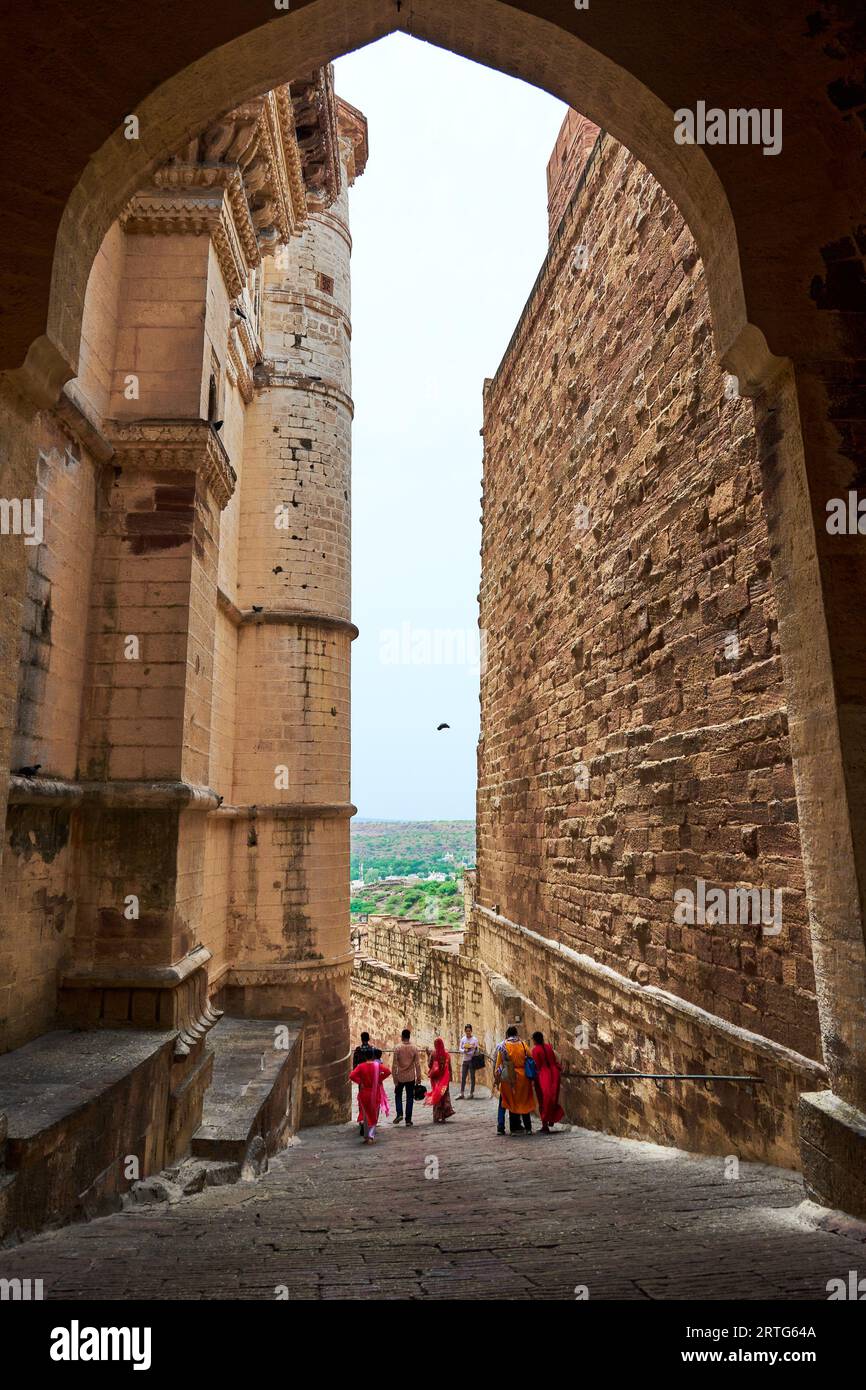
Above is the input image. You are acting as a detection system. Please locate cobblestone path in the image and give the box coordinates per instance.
[2,1088,864,1300]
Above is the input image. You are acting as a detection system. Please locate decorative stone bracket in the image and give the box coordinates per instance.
[106,418,237,510]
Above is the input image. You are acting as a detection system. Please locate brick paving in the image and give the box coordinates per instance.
[2,1087,864,1300]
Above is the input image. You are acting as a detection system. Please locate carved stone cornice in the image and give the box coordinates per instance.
[225,305,263,403]
[336,98,369,185]
[120,180,250,299]
[106,418,237,509]
[226,331,255,403]
[290,66,342,210]
[274,84,309,222]
[177,87,309,251]
[118,68,353,288]
[225,952,355,988]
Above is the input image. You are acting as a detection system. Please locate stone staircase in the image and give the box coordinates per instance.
[0,1016,304,1240]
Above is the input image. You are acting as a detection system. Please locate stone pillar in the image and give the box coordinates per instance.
[59,420,233,1152]
[222,111,365,1125]
[747,351,866,1216]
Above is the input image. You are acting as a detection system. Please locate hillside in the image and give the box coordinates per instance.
[350,820,476,926]
[350,820,475,879]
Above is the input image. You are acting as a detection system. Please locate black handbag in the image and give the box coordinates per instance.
[413,1083,427,1101]
[470,1052,486,1072]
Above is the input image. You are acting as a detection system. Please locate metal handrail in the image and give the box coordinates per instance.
[569,1071,763,1082]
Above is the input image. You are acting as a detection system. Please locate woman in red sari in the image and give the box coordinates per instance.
[349,1047,391,1143]
[530,1031,564,1133]
[424,1037,455,1123]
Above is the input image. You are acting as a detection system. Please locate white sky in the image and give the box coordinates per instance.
[335,34,566,821]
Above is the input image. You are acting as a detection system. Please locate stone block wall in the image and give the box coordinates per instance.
[478,129,821,1067]
[351,915,488,1082]
[471,904,824,1167]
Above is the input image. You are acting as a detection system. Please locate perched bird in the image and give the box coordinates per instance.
[436,723,450,732]
[231,303,248,321]
[14,764,41,776]
[251,604,263,613]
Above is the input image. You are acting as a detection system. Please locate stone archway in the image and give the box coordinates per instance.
[1,0,864,1215]
[30,0,753,396]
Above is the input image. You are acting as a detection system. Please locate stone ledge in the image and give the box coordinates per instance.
[8,776,221,812]
[0,1028,177,1240]
[191,1016,303,1163]
[217,586,357,637]
[475,902,827,1081]
[237,607,358,636]
[799,1089,866,1220]
[212,801,356,821]
[61,944,213,992]
[106,417,237,509]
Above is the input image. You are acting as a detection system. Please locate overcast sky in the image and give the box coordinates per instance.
[334,35,566,822]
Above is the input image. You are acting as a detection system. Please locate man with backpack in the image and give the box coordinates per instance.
[493,1025,536,1135]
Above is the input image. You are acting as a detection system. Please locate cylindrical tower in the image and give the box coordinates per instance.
[227,101,367,1125]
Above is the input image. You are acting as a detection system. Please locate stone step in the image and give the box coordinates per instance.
[0,1028,175,1239]
[191,1016,303,1164]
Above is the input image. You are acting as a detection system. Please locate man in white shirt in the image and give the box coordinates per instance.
[457,1023,480,1098]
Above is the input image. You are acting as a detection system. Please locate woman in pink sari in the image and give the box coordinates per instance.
[424,1037,455,1123]
[349,1047,391,1143]
[530,1031,564,1133]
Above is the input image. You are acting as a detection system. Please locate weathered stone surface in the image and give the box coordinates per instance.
[0,78,367,1237]
[126,1176,183,1206]
[1,1086,864,1300]
[0,1028,177,1239]
[478,129,818,1065]
[351,896,825,1169]
[799,1090,866,1221]
[191,1016,302,1162]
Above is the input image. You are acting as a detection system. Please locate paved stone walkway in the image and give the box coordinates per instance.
[2,1087,864,1300]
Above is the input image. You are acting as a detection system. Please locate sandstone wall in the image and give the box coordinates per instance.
[0,411,99,1050]
[351,915,487,1077]
[478,131,821,1068]
[352,892,825,1168]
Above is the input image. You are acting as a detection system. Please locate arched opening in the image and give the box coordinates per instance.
[1,0,865,1242]
[30,0,754,392]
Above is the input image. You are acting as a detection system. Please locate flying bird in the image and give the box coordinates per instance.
[14,764,41,776]
[437,723,450,732]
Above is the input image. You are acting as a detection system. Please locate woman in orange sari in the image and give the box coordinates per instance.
[349,1048,391,1143]
[494,1026,535,1134]
[424,1037,455,1123]
[531,1030,564,1133]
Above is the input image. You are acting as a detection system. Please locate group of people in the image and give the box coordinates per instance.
[348,1022,564,1143]
[348,1029,455,1142]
